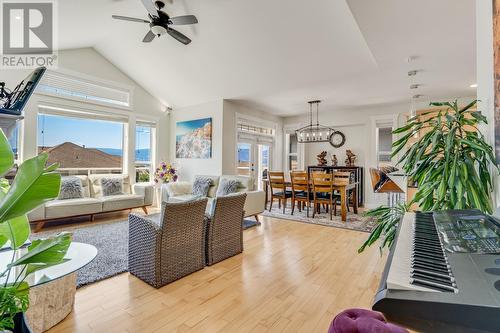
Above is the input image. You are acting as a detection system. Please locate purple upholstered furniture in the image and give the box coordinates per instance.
[328,308,409,333]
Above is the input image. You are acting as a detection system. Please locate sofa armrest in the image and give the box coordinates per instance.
[133,183,154,205]
[161,182,193,202]
[28,205,45,221]
[243,190,265,217]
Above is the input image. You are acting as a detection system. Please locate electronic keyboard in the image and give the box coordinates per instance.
[373,209,500,333]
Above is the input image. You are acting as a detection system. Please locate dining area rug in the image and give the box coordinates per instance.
[261,205,377,232]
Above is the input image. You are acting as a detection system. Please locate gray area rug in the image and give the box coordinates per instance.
[33,214,261,288]
[261,205,376,233]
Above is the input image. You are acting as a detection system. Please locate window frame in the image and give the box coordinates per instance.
[135,121,156,183]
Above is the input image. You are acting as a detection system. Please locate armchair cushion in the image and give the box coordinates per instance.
[216,178,240,197]
[133,183,154,205]
[192,176,213,196]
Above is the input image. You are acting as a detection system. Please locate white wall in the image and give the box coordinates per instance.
[169,100,224,180]
[0,47,168,183]
[476,0,499,209]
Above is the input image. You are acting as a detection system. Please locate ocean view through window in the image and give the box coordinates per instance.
[37,113,125,176]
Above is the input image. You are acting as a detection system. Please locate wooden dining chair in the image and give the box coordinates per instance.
[333,171,353,212]
[311,172,339,220]
[268,171,292,214]
[290,171,310,215]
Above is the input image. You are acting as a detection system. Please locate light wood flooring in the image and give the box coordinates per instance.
[43,210,388,333]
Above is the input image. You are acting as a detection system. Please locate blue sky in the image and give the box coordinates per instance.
[37,114,151,150]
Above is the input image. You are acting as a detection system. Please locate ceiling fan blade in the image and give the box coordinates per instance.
[142,30,156,43]
[167,28,191,45]
[141,0,159,18]
[168,15,198,25]
[112,15,149,23]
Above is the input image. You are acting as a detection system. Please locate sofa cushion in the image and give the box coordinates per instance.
[194,175,219,197]
[219,175,254,192]
[58,176,84,200]
[100,194,144,212]
[101,177,123,196]
[216,178,240,197]
[45,198,102,219]
[88,174,131,198]
[192,176,213,196]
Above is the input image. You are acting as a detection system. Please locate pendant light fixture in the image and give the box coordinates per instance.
[295,100,334,143]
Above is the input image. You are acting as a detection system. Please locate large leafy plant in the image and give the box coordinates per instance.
[360,100,498,253]
[0,129,71,331]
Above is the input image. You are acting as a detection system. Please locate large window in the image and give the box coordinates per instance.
[135,124,153,182]
[38,113,124,176]
[287,133,299,171]
[376,126,393,167]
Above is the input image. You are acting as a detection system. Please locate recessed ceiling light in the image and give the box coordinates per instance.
[470,83,478,88]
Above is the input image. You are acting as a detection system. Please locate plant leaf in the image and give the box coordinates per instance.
[0,153,61,223]
[0,215,30,249]
[10,232,71,268]
[0,130,14,177]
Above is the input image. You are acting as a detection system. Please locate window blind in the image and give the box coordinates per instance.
[37,71,131,108]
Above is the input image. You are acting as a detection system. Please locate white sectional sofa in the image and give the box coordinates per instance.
[161,175,265,220]
[29,174,154,231]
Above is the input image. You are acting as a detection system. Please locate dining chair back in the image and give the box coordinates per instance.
[333,171,351,185]
[268,171,291,213]
[311,172,337,219]
[290,171,309,215]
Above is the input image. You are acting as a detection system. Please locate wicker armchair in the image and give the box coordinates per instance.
[128,198,208,288]
[205,193,247,266]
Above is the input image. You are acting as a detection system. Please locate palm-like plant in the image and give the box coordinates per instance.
[0,129,71,332]
[359,100,498,252]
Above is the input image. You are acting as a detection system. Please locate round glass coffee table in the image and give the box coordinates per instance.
[0,242,97,332]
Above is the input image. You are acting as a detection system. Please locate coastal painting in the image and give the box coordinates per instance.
[494,0,500,163]
[175,118,212,159]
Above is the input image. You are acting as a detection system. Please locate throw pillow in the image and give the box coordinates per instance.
[58,177,84,200]
[101,177,123,196]
[191,176,213,197]
[216,179,240,197]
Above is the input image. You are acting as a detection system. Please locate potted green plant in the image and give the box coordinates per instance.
[0,129,71,333]
[359,100,499,253]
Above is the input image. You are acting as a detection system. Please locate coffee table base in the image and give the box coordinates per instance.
[25,272,77,333]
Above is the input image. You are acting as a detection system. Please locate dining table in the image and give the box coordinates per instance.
[262,179,358,222]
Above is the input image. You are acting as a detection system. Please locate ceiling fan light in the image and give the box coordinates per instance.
[151,25,167,36]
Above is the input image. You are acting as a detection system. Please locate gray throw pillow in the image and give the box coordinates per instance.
[101,177,123,196]
[191,177,213,197]
[216,179,240,197]
[58,176,83,200]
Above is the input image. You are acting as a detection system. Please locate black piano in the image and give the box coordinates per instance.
[374,209,500,333]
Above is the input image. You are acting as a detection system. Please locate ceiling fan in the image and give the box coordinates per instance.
[112,0,198,44]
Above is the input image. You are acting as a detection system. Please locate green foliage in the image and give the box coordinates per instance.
[359,100,498,253]
[358,203,409,253]
[393,100,497,213]
[137,169,150,182]
[0,129,71,331]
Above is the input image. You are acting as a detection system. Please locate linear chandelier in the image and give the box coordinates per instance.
[295,100,334,143]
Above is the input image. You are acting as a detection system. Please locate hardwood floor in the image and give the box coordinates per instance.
[46,213,387,333]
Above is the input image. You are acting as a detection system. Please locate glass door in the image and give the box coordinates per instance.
[237,141,272,190]
[257,144,270,190]
[237,142,254,177]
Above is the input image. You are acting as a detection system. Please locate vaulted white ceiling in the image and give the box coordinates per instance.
[57,0,476,116]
